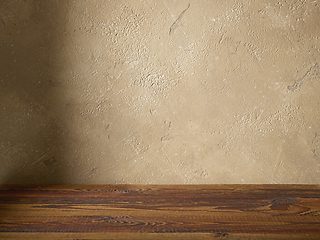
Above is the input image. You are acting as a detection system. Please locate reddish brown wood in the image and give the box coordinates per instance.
[0,185,319,239]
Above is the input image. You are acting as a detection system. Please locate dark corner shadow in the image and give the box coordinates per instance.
[0,1,69,184]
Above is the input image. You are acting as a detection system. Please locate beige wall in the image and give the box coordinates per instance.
[0,0,319,184]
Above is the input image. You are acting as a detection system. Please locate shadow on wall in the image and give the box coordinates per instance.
[0,1,69,184]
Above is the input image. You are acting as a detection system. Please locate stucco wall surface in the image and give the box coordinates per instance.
[0,0,319,184]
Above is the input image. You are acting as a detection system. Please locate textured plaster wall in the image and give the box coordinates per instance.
[0,0,320,184]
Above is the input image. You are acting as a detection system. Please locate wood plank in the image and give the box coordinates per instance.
[1,232,320,240]
[0,185,320,239]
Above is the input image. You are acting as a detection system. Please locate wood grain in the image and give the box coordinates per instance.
[0,185,320,239]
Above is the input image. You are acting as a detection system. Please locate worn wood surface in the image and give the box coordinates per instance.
[0,185,320,239]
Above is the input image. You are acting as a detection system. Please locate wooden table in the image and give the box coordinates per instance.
[0,185,319,239]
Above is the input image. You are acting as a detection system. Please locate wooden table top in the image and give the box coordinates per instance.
[0,184,320,239]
